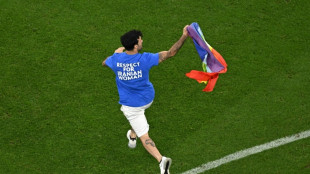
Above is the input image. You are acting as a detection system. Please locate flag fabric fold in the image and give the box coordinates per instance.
[186,22,227,92]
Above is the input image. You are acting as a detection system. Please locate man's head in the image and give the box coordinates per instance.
[120,30,143,51]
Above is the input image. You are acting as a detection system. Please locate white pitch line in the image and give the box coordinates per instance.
[181,129,310,174]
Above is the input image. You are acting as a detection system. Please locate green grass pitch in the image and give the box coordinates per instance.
[1,0,310,173]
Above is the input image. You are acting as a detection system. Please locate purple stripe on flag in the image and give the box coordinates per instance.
[187,23,224,72]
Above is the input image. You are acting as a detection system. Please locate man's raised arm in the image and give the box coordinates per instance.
[158,25,189,63]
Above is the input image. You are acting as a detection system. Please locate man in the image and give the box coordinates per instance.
[102,25,188,174]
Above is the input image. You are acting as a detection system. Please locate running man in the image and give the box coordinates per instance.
[102,25,188,174]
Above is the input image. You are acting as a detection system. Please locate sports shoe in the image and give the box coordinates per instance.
[126,130,137,148]
[159,156,172,174]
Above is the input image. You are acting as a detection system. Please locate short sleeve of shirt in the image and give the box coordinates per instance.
[105,56,113,69]
[142,52,159,68]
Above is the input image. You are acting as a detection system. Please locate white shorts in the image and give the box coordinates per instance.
[120,102,153,138]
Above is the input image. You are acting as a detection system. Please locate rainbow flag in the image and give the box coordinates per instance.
[186,22,227,92]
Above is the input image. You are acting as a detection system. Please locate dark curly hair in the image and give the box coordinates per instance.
[120,30,143,51]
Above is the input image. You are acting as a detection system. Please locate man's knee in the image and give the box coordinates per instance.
[140,132,150,140]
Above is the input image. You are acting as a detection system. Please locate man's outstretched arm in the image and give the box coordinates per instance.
[158,25,189,63]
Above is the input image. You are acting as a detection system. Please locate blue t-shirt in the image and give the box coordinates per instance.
[105,52,159,107]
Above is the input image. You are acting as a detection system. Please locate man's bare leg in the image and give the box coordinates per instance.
[139,133,162,162]
[130,128,137,139]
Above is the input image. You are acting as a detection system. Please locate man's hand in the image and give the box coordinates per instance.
[183,25,189,37]
[114,47,125,53]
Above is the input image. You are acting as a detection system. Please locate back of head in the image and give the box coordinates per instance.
[120,30,143,51]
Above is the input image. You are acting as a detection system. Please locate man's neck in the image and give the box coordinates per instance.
[125,49,138,55]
